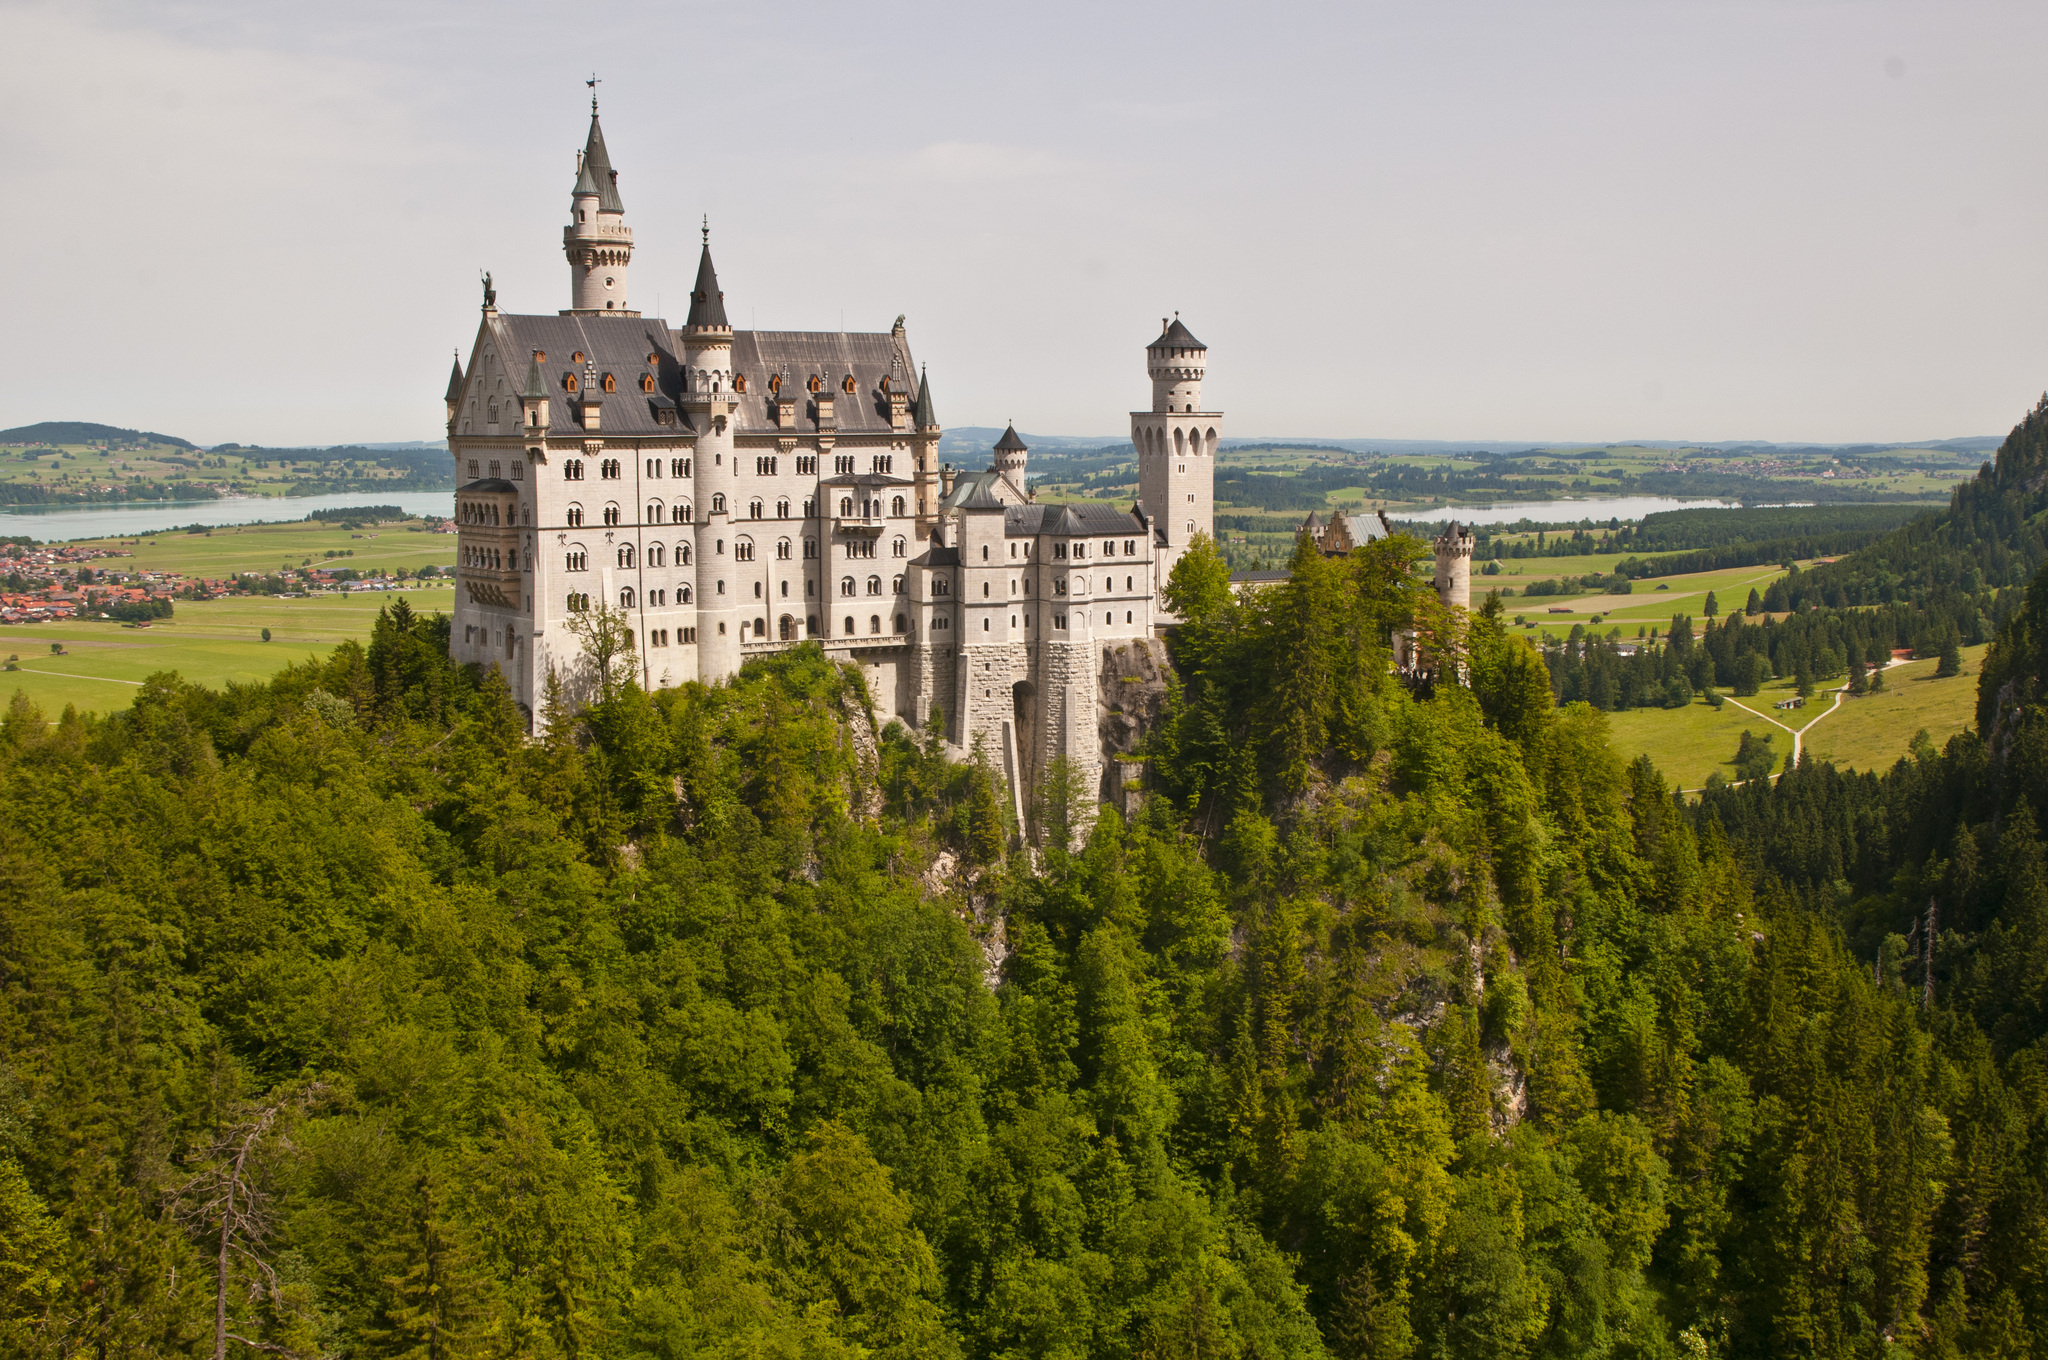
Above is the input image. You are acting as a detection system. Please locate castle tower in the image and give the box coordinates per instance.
[1433,520,1474,611]
[684,232,742,681]
[1133,315,1219,596]
[992,423,1028,485]
[562,101,635,315]
[913,366,941,530]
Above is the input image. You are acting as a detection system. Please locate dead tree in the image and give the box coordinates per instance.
[173,1083,329,1360]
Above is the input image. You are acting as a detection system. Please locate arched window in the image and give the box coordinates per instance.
[839,576,854,597]
[869,614,880,634]
[843,615,855,634]
[566,593,585,612]
[565,549,588,571]
[894,613,906,634]
[619,587,635,608]
[891,536,906,558]
[565,459,583,480]
[679,585,692,603]
[677,542,692,566]
[603,504,620,526]
[601,458,620,479]
[601,373,616,393]
[891,575,903,594]
[776,538,792,560]
[866,575,881,596]
[649,544,665,567]
[618,545,635,568]
[749,499,763,519]
[891,496,905,516]
[779,615,796,640]
[735,537,755,562]
[672,503,690,524]
[839,497,853,517]
[647,502,662,523]
[776,498,789,518]
[711,494,725,514]
[1186,520,1195,535]
[933,579,949,596]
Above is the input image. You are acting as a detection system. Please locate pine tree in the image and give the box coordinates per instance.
[1704,590,1718,617]
[1937,635,1962,677]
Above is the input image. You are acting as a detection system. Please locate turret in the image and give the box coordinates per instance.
[1433,521,1474,611]
[992,422,1028,484]
[684,229,742,682]
[443,353,464,430]
[562,101,635,315]
[913,364,942,529]
[1147,314,1206,413]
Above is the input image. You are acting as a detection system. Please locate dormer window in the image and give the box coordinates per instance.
[842,374,857,394]
[572,351,585,363]
[535,350,547,362]
[808,374,822,393]
[646,351,659,366]
[734,374,748,393]
[565,373,579,393]
[601,373,616,393]
[768,374,782,395]
[641,374,655,392]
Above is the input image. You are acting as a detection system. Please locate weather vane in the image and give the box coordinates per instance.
[702,214,709,245]
[586,73,600,113]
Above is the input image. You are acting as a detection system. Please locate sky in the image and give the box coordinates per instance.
[1,0,2044,448]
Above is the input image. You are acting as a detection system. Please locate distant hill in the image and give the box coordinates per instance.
[0,420,195,449]
[1779,394,2048,631]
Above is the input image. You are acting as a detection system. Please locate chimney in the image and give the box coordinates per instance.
[940,464,956,497]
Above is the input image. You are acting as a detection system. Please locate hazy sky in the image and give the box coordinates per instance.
[2,0,2044,447]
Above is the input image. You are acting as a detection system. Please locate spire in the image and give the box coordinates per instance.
[444,354,464,403]
[995,422,1027,452]
[522,352,546,400]
[686,237,729,329]
[575,110,624,214]
[913,364,938,429]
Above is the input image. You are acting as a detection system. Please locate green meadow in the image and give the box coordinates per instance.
[0,586,459,716]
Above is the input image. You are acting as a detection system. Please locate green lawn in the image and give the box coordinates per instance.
[1495,560,1794,642]
[0,585,459,716]
[58,516,455,578]
[1804,646,1985,773]
[1604,644,1988,789]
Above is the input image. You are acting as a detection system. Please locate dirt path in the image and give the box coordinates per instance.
[1690,656,1907,791]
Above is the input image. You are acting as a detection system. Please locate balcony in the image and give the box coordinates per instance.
[834,513,886,535]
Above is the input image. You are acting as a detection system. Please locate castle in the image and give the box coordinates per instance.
[443,103,1219,815]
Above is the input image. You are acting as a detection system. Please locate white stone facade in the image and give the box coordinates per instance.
[444,107,1218,820]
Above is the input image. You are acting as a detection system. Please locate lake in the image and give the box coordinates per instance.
[0,491,457,543]
[1385,495,1754,527]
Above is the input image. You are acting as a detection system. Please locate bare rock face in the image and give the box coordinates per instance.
[1097,638,1171,757]
[838,688,885,825]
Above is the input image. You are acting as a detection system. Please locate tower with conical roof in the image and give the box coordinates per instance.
[563,95,636,315]
[913,365,942,530]
[684,225,742,682]
[1132,315,1220,598]
[992,422,1029,485]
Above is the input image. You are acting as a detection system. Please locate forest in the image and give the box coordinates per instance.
[2,401,2046,1357]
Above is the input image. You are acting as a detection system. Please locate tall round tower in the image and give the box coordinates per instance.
[683,231,741,682]
[1133,315,1219,598]
[562,101,635,315]
[1434,521,1474,611]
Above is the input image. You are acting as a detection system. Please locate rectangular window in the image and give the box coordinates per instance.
[796,454,818,475]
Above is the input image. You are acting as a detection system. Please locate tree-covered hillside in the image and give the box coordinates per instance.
[0,533,2042,1358]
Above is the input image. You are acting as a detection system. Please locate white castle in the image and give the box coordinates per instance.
[444,103,1218,811]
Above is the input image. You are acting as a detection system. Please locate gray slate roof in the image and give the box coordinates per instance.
[459,478,518,493]
[445,358,465,402]
[994,423,1027,452]
[1002,501,1145,539]
[1149,316,1205,350]
[913,367,937,428]
[576,114,625,214]
[475,313,918,440]
[685,245,728,329]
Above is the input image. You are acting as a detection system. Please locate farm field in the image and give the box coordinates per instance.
[1492,559,1796,641]
[0,585,459,716]
[1604,644,1988,789]
[0,440,421,498]
[57,516,455,578]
